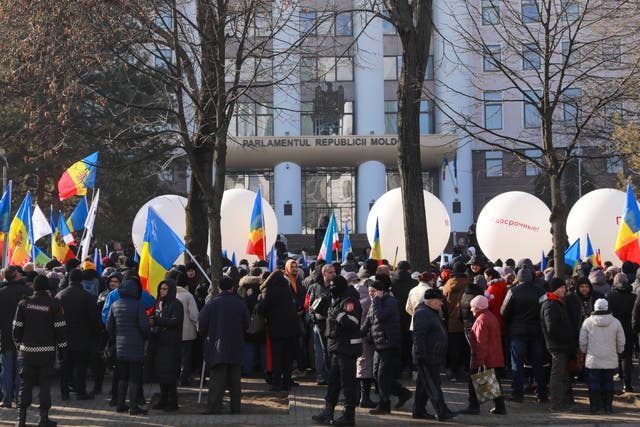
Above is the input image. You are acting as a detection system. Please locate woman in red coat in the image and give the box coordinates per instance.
[460,295,506,415]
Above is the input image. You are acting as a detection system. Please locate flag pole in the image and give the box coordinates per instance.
[76,195,91,260]
[184,247,212,285]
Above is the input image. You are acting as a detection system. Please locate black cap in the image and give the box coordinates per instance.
[549,277,566,292]
[219,276,235,291]
[330,275,348,289]
[69,268,83,283]
[424,288,444,300]
[34,275,49,292]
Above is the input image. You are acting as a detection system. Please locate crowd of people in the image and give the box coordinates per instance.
[0,244,639,427]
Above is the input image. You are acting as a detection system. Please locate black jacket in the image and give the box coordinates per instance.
[0,280,33,352]
[326,287,362,357]
[412,303,447,365]
[361,293,402,350]
[459,281,484,333]
[540,294,576,354]
[152,280,184,383]
[390,270,416,328]
[606,284,635,356]
[258,271,299,339]
[13,290,67,366]
[56,281,100,352]
[501,281,545,337]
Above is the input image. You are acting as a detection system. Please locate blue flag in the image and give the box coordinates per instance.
[540,250,547,272]
[0,180,12,233]
[66,196,88,233]
[341,221,352,264]
[231,252,237,267]
[94,248,103,277]
[564,238,581,270]
[268,245,277,272]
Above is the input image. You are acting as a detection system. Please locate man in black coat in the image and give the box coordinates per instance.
[390,260,416,376]
[606,273,636,392]
[0,266,33,408]
[13,275,67,427]
[55,268,100,400]
[412,288,456,421]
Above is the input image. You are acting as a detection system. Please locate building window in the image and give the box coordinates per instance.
[606,156,623,174]
[524,90,541,128]
[301,56,353,82]
[301,168,356,234]
[521,0,539,23]
[230,102,274,136]
[483,45,501,72]
[561,41,578,66]
[154,49,173,70]
[602,40,621,66]
[301,101,353,135]
[335,13,353,36]
[420,100,434,134]
[563,88,582,125]
[303,11,353,36]
[484,91,503,130]
[383,56,401,80]
[425,55,434,80]
[522,43,540,70]
[485,151,503,177]
[385,100,433,134]
[482,0,500,25]
[561,0,579,22]
[525,149,542,176]
[300,11,317,36]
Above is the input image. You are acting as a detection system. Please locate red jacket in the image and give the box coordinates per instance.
[486,279,508,335]
[469,310,504,369]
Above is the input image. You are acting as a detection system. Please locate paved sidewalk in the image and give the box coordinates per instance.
[0,373,637,426]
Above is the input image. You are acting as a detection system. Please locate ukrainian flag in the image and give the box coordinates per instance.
[8,192,35,266]
[138,207,186,297]
[58,151,98,201]
[66,196,88,233]
[615,183,640,263]
[371,217,382,265]
[246,188,265,260]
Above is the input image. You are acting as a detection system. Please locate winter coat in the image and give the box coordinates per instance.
[469,310,504,369]
[81,269,101,297]
[589,270,611,296]
[501,281,545,338]
[198,291,249,367]
[406,282,430,331]
[361,293,401,350]
[238,275,265,344]
[107,279,151,362]
[412,303,447,365]
[258,271,300,339]
[176,286,198,341]
[356,290,374,379]
[486,278,507,335]
[540,293,577,355]
[55,281,100,352]
[390,270,416,332]
[152,280,184,383]
[0,280,33,352]
[606,284,636,356]
[459,281,484,333]
[101,286,156,324]
[579,311,625,369]
[442,274,470,333]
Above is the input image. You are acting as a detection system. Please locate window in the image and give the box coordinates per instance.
[300,11,317,36]
[301,56,353,82]
[563,88,582,125]
[525,149,542,176]
[523,90,541,128]
[419,100,434,133]
[301,57,317,82]
[230,102,273,136]
[522,0,539,22]
[154,49,173,70]
[482,0,500,25]
[305,12,353,36]
[425,55,434,80]
[561,41,578,66]
[154,11,173,30]
[483,45,501,72]
[254,10,271,36]
[485,151,503,177]
[335,13,353,36]
[602,40,621,66]
[385,100,433,134]
[606,156,623,174]
[255,58,273,82]
[561,0,579,22]
[382,11,396,34]
[384,56,401,80]
[484,91,503,129]
[522,43,540,70]
[300,101,353,135]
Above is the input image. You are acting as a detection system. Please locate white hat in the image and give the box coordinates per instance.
[594,298,608,312]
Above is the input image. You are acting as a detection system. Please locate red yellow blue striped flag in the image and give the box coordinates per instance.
[8,192,35,266]
[246,188,266,260]
[371,217,383,266]
[58,151,98,201]
[615,183,640,264]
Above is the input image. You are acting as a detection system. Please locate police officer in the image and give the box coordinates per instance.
[312,275,362,427]
[13,275,68,427]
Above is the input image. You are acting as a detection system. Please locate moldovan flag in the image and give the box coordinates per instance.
[371,217,383,266]
[246,188,266,260]
[8,192,35,266]
[317,212,339,264]
[615,183,640,264]
[52,214,75,263]
[58,151,98,201]
[0,181,11,258]
[138,207,186,297]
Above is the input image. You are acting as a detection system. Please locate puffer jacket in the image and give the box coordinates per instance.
[107,279,150,362]
[442,274,470,333]
[486,278,508,335]
[361,293,401,350]
[469,310,504,369]
[579,311,625,369]
[412,303,447,365]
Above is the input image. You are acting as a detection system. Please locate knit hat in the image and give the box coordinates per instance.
[516,268,533,284]
[549,277,566,292]
[470,295,489,311]
[69,268,83,283]
[613,272,629,289]
[369,279,389,292]
[588,269,606,286]
[424,288,444,300]
[34,275,49,292]
[219,276,235,291]
[83,261,96,271]
[343,271,359,283]
[453,261,466,274]
[594,298,608,312]
[419,271,436,282]
[396,260,411,271]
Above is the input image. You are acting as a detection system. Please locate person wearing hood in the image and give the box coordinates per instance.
[107,277,151,415]
[620,261,637,290]
[579,298,625,413]
[81,261,101,297]
[101,272,156,325]
[566,276,600,355]
[442,261,471,382]
[167,271,199,387]
[311,275,362,427]
[540,278,577,411]
[606,273,636,393]
[150,279,184,411]
[55,268,99,401]
[588,268,610,297]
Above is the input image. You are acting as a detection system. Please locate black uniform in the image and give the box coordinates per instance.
[13,288,67,426]
[313,278,362,426]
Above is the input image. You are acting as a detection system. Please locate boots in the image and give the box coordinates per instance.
[152,384,168,410]
[604,391,614,413]
[311,406,334,425]
[358,380,376,408]
[588,390,600,414]
[490,397,507,415]
[128,382,147,415]
[115,380,129,413]
[330,406,355,426]
[15,407,26,427]
[165,384,179,412]
[38,408,57,427]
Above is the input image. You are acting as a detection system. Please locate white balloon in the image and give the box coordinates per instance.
[566,188,629,265]
[220,189,278,262]
[476,192,552,263]
[132,194,188,253]
[366,188,451,262]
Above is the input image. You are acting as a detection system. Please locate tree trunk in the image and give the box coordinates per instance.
[185,143,212,259]
[549,173,568,277]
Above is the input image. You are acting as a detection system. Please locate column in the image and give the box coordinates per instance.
[274,162,302,233]
[356,161,386,233]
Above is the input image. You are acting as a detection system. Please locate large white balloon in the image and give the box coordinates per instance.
[220,189,278,262]
[366,188,451,262]
[132,194,188,253]
[566,188,628,265]
[476,192,552,263]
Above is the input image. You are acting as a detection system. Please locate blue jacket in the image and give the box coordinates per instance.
[198,292,249,367]
[412,303,448,365]
[102,286,156,324]
[361,293,401,350]
[106,279,150,362]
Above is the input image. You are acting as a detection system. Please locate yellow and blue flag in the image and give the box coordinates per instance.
[371,217,382,265]
[138,207,186,297]
[8,192,35,266]
[67,196,88,233]
[0,181,12,260]
[564,238,581,273]
[615,183,640,263]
